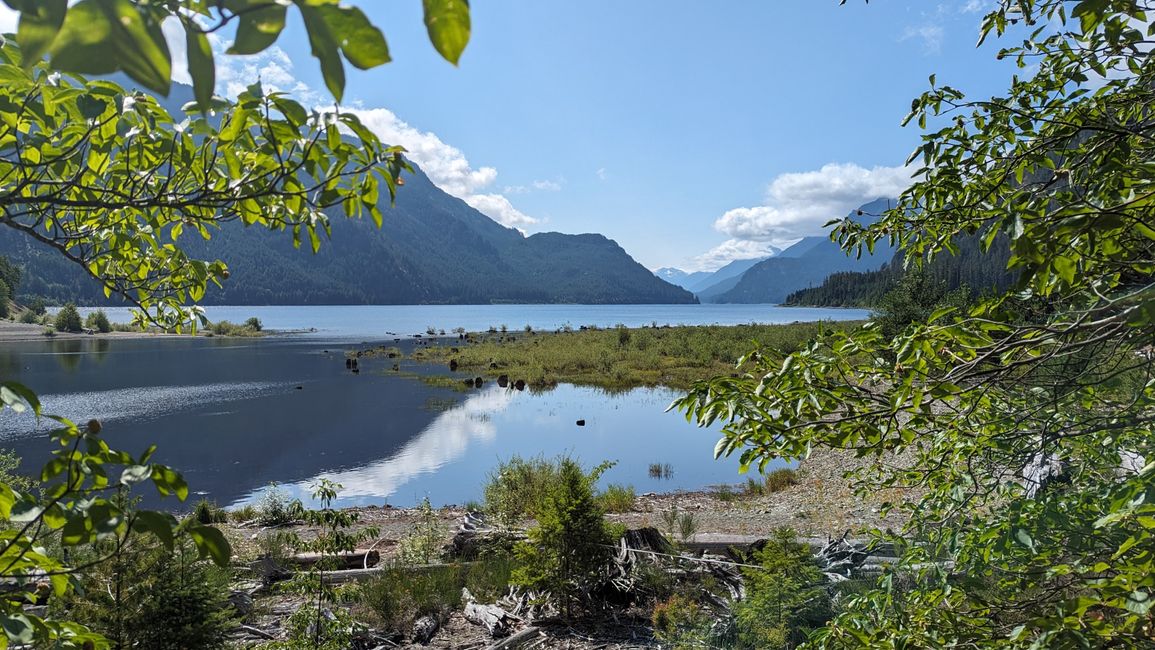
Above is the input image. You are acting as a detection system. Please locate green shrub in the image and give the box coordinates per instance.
[397,497,444,564]
[255,483,304,526]
[192,498,229,524]
[652,594,714,648]
[64,538,234,650]
[733,528,832,649]
[53,303,82,332]
[229,504,258,523]
[244,316,263,331]
[482,454,561,527]
[512,458,614,618]
[18,309,38,324]
[359,563,464,634]
[0,449,32,493]
[763,467,799,493]
[84,309,112,333]
[599,483,636,513]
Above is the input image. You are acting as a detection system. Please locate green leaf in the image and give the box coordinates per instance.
[15,0,66,66]
[185,28,214,111]
[423,0,471,65]
[299,4,345,102]
[51,0,172,94]
[187,524,232,567]
[228,2,287,55]
[133,510,176,551]
[316,4,390,70]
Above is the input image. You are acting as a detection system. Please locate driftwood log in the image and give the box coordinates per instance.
[286,549,380,570]
[462,588,521,638]
[483,626,543,650]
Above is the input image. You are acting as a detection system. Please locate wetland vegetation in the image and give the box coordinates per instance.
[395,321,860,391]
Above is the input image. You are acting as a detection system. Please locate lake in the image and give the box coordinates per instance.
[4,304,869,508]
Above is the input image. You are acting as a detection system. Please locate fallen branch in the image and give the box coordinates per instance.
[237,624,275,640]
[483,626,543,650]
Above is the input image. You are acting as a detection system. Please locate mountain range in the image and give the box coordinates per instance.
[655,198,896,304]
[0,81,695,306]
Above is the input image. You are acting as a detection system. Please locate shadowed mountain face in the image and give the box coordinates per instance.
[0,81,694,306]
[703,198,897,304]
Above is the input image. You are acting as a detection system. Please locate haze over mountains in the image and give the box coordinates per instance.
[656,199,896,304]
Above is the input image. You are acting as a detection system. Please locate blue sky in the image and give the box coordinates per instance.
[4,1,1016,272]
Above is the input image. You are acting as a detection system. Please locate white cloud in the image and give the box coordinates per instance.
[687,239,784,273]
[462,193,537,229]
[901,24,945,54]
[961,0,989,13]
[504,178,563,194]
[210,42,323,106]
[167,32,539,230]
[349,107,537,229]
[0,6,17,33]
[700,162,913,267]
[596,167,608,181]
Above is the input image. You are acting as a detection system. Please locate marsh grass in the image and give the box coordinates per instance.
[408,321,858,391]
[599,483,636,513]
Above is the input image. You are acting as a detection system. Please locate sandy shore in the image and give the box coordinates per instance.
[0,320,201,342]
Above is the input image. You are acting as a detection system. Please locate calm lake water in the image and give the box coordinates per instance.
[5,304,868,508]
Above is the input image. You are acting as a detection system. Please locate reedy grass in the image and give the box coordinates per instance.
[408,321,859,391]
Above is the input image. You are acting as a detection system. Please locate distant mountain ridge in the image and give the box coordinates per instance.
[653,248,780,297]
[705,198,897,304]
[0,80,695,306]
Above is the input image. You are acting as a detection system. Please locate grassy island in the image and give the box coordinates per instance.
[402,321,863,391]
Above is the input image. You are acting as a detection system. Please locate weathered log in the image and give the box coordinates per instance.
[287,549,380,569]
[463,588,520,638]
[483,626,543,650]
[412,614,440,645]
[238,624,276,640]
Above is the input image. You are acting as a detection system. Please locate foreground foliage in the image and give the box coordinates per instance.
[680,1,1155,646]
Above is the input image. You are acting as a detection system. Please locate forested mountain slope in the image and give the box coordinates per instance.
[785,232,1016,307]
[0,78,695,306]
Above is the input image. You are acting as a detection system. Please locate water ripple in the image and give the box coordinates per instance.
[0,381,295,440]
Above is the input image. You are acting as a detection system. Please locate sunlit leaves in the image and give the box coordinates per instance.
[7,0,470,108]
[679,0,1155,646]
[423,0,471,65]
[0,45,407,329]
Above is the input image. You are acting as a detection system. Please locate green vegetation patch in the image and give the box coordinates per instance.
[407,321,859,391]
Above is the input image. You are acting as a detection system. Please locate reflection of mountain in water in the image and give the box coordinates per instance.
[275,386,516,504]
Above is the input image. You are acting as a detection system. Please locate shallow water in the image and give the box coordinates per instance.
[3,305,862,508]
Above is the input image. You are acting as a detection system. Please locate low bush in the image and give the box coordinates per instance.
[255,483,304,526]
[229,503,258,522]
[357,551,516,636]
[18,309,38,324]
[192,498,229,524]
[763,467,799,493]
[397,497,444,565]
[599,483,636,513]
[652,594,714,648]
[482,454,561,526]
